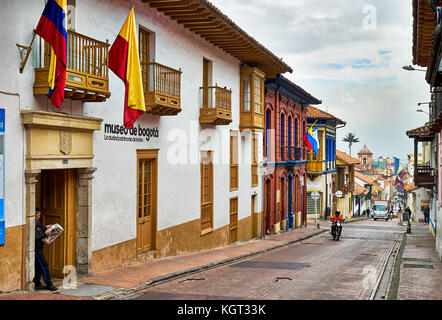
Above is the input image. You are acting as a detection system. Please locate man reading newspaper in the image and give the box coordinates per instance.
[34,208,58,291]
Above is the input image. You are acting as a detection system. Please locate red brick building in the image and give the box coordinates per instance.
[263,75,321,234]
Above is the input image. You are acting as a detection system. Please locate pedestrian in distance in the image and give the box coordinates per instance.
[366,208,371,218]
[405,207,412,221]
[34,208,58,291]
[424,205,430,224]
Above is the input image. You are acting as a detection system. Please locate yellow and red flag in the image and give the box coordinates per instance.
[109,7,145,129]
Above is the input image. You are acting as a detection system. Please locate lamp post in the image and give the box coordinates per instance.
[402,65,426,72]
[417,109,430,115]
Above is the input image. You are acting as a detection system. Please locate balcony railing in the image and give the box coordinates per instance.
[307,160,323,173]
[33,30,110,102]
[279,146,303,162]
[199,85,232,125]
[430,91,442,131]
[414,165,436,187]
[143,61,182,116]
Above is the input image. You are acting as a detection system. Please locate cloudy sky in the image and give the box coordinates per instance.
[210,0,430,163]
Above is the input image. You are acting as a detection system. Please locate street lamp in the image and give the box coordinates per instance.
[417,109,430,115]
[402,65,426,72]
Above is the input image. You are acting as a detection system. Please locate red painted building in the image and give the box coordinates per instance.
[263,75,321,234]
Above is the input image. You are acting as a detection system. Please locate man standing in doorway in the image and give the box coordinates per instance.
[424,205,430,225]
[34,208,58,291]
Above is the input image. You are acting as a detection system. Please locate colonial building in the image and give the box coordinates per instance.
[353,182,370,217]
[263,75,321,234]
[0,0,293,292]
[335,150,359,220]
[411,0,442,259]
[306,106,346,219]
[406,124,436,224]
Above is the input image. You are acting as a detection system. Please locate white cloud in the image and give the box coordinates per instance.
[210,0,430,161]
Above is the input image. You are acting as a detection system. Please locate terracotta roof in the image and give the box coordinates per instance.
[336,150,359,165]
[406,123,434,138]
[354,183,370,196]
[143,0,293,77]
[307,106,345,125]
[412,0,435,67]
[357,145,372,155]
[355,171,375,185]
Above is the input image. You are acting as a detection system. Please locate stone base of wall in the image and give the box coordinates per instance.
[90,215,260,273]
[0,225,25,292]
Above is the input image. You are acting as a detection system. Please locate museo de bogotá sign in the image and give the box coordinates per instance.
[104,123,159,143]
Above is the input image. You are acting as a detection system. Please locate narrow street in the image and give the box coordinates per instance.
[122,219,406,300]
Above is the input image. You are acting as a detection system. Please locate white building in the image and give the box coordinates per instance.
[0,0,292,292]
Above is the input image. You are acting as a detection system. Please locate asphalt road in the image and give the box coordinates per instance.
[122,219,407,300]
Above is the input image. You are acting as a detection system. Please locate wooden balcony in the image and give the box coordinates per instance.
[199,86,232,125]
[143,61,182,116]
[430,92,442,132]
[414,165,436,187]
[280,147,304,163]
[307,160,323,173]
[33,30,110,102]
[239,67,265,131]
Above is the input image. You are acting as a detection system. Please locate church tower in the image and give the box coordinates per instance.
[357,145,373,173]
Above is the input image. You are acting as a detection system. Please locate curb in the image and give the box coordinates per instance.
[94,228,328,300]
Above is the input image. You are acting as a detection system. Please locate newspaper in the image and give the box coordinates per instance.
[43,223,64,245]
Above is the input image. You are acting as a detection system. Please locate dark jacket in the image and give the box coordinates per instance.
[35,220,47,251]
[424,206,430,216]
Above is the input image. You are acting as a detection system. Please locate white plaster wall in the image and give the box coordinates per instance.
[0,0,264,251]
[0,0,47,229]
[76,0,261,250]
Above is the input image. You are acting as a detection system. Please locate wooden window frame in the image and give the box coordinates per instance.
[252,133,259,187]
[230,131,239,191]
[201,150,214,235]
[229,197,239,244]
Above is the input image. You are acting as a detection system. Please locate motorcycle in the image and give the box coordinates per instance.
[331,220,343,240]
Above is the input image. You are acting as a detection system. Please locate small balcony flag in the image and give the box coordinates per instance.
[35,0,67,108]
[109,7,145,129]
[303,120,319,154]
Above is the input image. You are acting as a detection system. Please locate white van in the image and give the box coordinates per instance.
[373,200,389,221]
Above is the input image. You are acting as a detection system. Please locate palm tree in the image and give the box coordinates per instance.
[343,132,360,156]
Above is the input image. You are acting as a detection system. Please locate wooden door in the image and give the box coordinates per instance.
[229,197,238,243]
[265,180,270,234]
[137,151,158,255]
[280,178,285,226]
[41,169,76,279]
[251,195,257,238]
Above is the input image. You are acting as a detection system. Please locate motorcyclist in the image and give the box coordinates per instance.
[330,210,343,235]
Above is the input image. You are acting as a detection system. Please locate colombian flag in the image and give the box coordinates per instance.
[35,0,67,108]
[109,7,145,129]
[394,163,406,185]
[303,121,319,153]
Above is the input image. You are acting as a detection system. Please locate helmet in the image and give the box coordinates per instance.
[335,210,340,215]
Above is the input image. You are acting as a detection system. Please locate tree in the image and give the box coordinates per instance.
[343,132,360,156]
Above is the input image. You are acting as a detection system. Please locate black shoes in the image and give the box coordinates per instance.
[45,284,58,291]
[34,283,46,290]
